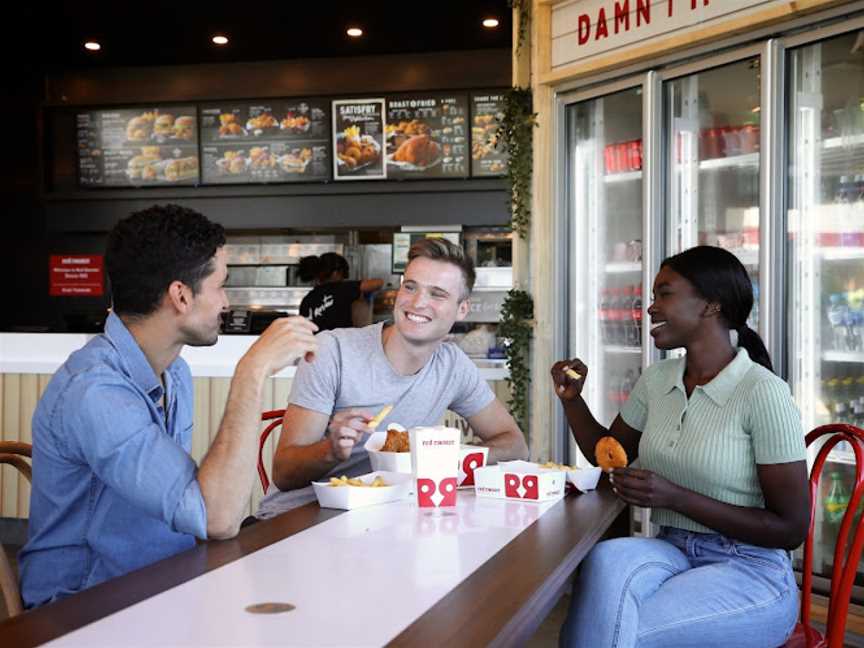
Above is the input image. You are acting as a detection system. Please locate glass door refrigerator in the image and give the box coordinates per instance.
[564,83,646,475]
[787,26,864,600]
[663,55,763,329]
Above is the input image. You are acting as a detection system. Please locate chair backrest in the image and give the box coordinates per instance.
[800,424,864,648]
[258,410,285,493]
[0,441,31,618]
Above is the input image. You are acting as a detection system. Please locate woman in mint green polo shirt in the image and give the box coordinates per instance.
[553,246,808,648]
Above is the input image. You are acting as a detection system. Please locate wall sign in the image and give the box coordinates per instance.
[49,255,104,297]
[332,98,387,181]
[551,0,779,68]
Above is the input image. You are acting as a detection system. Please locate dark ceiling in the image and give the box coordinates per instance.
[11,0,513,71]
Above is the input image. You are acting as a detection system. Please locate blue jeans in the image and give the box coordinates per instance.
[559,527,799,648]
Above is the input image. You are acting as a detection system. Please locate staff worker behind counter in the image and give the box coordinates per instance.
[298,252,383,331]
[552,246,808,648]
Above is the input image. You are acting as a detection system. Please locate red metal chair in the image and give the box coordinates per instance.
[258,409,285,493]
[784,423,864,648]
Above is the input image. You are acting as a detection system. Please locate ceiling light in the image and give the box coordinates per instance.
[84,41,101,52]
[482,18,500,28]
[212,35,229,46]
[346,27,363,38]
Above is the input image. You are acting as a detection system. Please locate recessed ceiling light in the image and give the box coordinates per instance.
[212,35,229,46]
[346,27,363,38]
[482,18,500,29]
[84,41,101,52]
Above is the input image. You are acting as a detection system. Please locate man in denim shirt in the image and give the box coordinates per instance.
[19,205,318,608]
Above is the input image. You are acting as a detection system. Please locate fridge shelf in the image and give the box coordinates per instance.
[698,152,759,171]
[820,247,864,261]
[605,345,641,354]
[604,171,642,184]
[605,262,641,274]
[823,351,864,363]
[823,134,864,150]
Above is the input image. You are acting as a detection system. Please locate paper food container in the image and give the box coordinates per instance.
[500,460,602,493]
[474,462,566,502]
[458,445,489,488]
[364,432,413,473]
[312,471,412,510]
[410,426,461,508]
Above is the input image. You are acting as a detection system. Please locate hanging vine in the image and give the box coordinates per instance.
[498,288,534,435]
[508,0,531,54]
[498,87,537,239]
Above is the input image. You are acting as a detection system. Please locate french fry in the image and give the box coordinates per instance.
[367,404,394,430]
[564,368,582,381]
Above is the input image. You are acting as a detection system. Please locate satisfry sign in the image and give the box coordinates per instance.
[552,0,779,67]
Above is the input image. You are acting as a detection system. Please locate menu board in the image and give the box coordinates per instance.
[199,99,330,184]
[470,92,507,177]
[77,106,199,187]
[332,98,386,181]
[385,93,469,179]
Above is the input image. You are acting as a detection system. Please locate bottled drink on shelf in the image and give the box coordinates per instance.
[630,285,643,347]
[828,293,849,351]
[609,287,624,346]
[824,471,850,526]
[600,289,612,345]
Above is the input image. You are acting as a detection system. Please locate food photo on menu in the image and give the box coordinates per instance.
[332,98,386,180]
[470,92,507,177]
[76,106,199,187]
[199,99,330,184]
[385,94,468,178]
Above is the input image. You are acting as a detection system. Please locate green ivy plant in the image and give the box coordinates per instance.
[508,0,531,54]
[498,87,537,239]
[498,289,534,435]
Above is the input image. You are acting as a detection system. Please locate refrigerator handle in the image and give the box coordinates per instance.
[642,70,663,370]
[760,38,787,378]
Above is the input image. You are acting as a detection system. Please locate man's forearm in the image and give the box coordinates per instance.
[484,429,529,463]
[272,438,342,491]
[198,359,267,538]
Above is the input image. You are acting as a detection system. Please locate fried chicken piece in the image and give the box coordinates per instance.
[381,429,410,453]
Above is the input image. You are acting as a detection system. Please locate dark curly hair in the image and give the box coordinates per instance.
[297,252,350,284]
[105,204,226,317]
[661,245,773,373]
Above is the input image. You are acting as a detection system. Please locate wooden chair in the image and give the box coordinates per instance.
[784,423,864,648]
[258,410,285,493]
[0,441,32,618]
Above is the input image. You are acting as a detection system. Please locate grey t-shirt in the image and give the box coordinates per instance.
[256,322,495,518]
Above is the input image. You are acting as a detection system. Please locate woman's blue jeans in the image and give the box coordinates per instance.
[559,527,799,648]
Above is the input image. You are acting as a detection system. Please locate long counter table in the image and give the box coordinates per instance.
[0,481,626,647]
[0,333,509,380]
[0,333,510,519]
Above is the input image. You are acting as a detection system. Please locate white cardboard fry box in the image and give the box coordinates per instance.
[473,463,566,502]
[364,432,412,473]
[312,471,412,510]
[458,446,489,488]
[410,426,460,508]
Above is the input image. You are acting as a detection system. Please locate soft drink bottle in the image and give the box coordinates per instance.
[630,285,643,347]
[600,289,612,345]
[608,287,623,345]
[620,285,635,347]
[824,471,850,526]
[828,293,849,351]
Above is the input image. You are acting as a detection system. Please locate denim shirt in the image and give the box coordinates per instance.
[19,312,207,608]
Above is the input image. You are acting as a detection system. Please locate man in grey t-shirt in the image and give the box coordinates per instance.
[257,238,528,518]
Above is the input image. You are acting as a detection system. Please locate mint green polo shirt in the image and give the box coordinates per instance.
[620,348,806,534]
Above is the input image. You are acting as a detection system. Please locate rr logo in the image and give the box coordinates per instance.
[504,473,539,500]
[417,477,458,507]
[459,452,486,487]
